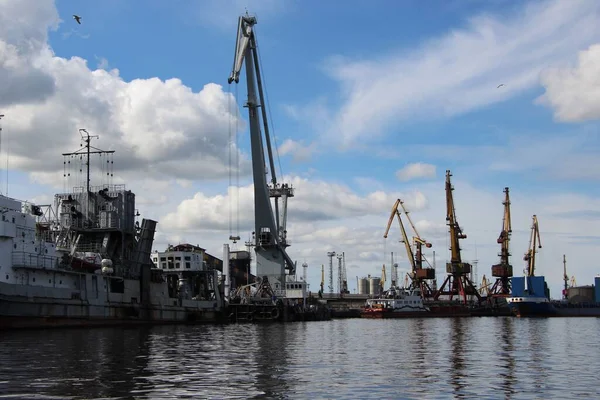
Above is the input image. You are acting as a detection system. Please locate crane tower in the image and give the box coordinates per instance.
[337,253,343,297]
[228,12,296,297]
[490,187,513,295]
[327,251,336,294]
[433,170,481,304]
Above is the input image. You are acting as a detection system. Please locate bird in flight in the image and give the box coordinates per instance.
[73,15,82,24]
[497,84,505,88]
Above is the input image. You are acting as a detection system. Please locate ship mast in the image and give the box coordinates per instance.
[62,129,115,223]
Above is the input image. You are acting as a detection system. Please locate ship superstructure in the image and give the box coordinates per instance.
[0,130,225,329]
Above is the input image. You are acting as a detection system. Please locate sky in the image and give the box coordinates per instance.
[1,0,600,299]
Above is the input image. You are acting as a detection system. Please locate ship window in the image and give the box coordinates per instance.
[175,262,180,268]
[186,262,191,269]
[161,263,167,269]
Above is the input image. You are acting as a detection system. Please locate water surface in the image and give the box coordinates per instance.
[0,318,598,399]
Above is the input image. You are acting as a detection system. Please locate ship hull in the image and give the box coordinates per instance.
[0,280,226,330]
[361,305,471,319]
[506,296,556,317]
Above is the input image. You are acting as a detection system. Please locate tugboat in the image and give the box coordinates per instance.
[361,286,429,318]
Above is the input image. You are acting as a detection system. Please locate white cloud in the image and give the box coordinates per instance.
[278,139,315,162]
[537,44,600,122]
[396,163,436,182]
[0,0,249,189]
[159,173,600,299]
[161,175,429,232]
[309,0,600,147]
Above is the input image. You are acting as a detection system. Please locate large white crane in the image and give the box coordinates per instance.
[228,13,295,296]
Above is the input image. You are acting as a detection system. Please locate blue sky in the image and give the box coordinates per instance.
[2,0,600,298]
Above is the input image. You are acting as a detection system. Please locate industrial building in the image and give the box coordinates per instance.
[151,244,255,293]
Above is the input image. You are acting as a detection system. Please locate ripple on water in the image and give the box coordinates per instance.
[0,318,600,399]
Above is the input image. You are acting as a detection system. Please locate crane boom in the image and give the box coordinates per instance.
[228,13,295,294]
[384,199,416,272]
[523,215,542,277]
[398,200,432,270]
[446,171,466,263]
[490,187,513,295]
[433,170,480,303]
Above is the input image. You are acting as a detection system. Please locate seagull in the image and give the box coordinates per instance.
[73,15,82,24]
[497,83,505,89]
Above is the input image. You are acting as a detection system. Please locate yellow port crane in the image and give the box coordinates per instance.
[433,170,482,304]
[523,215,542,277]
[479,275,491,296]
[489,187,513,296]
[383,199,435,298]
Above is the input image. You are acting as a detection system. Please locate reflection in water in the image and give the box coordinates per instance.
[252,324,292,399]
[406,318,437,390]
[449,318,467,398]
[499,317,516,399]
[1,319,600,399]
[527,319,549,391]
[0,327,151,399]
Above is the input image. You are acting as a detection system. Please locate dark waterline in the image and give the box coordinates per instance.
[1,318,599,399]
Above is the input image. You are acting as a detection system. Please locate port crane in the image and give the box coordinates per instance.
[228,13,296,295]
[336,253,350,296]
[489,187,513,296]
[433,170,481,304]
[341,252,349,295]
[383,198,435,298]
[479,275,491,296]
[523,215,542,277]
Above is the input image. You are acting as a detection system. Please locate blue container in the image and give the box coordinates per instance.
[595,277,600,302]
[529,276,546,297]
[511,277,525,296]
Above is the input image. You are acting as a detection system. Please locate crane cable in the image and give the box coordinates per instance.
[227,84,233,239]
[254,28,284,182]
[227,78,242,244]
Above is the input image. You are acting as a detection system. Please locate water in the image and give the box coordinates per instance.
[0,318,599,399]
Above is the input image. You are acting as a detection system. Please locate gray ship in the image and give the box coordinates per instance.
[0,131,225,329]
